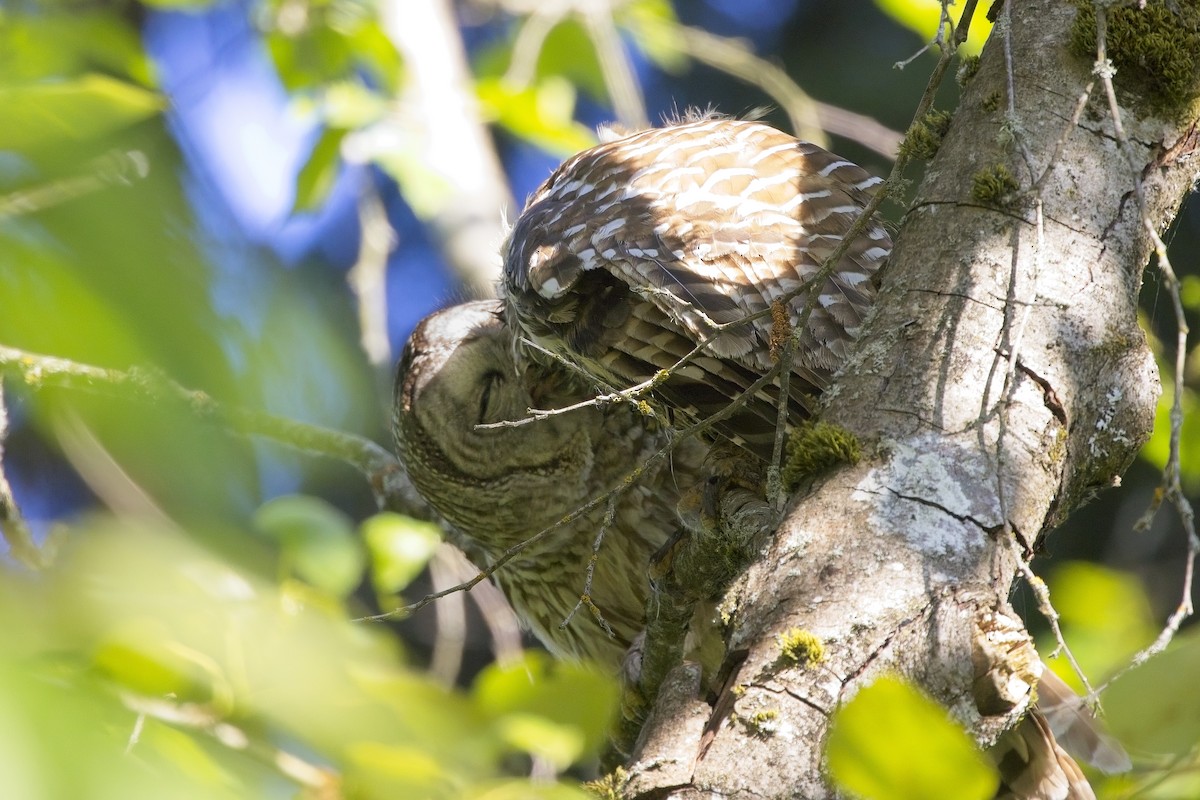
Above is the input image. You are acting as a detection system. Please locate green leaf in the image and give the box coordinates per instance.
[1042,562,1156,688]
[344,742,455,799]
[91,636,216,705]
[362,513,442,595]
[1105,628,1200,756]
[463,779,592,800]
[0,74,163,150]
[267,25,355,93]
[139,722,242,792]
[254,495,365,597]
[476,76,596,156]
[618,0,688,74]
[316,81,390,129]
[344,20,404,94]
[534,20,606,100]
[0,13,155,86]
[262,2,400,94]
[1141,372,1200,489]
[826,675,998,800]
[0,249,147,366]
[353,670,500,774]
[495,713,585,771]
[473,651,617,761]
[293,127,347,214]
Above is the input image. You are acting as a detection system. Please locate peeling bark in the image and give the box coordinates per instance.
[625,2,1199,797]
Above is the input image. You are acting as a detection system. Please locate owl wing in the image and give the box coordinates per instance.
[504,118,890,456]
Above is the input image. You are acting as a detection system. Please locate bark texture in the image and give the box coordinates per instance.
[625,2,1200,797]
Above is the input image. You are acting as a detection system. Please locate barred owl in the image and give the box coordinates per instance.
[502,116,890,457]
[391,302,1125,800]
[392,299,706,668]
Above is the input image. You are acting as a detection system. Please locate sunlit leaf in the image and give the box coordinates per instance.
[463,779,593,800]
[618,0,688,73]
[0,75,163,150]
[495,713,585,771]
[1042,562,1157,690]
[263,1,400,94]
[1105,628,1200,756]
[344,19,404,94]
[317,81,390,129]
[344,742,456,800]
[0,653,258,799]
[138,723,243,792]
[293,127,346,213]
[353,670,501,773]
[477,76,596,156]
[0,250,146,365]
[268,25,356,93]
[1141,372,1200,489]
[92,636,217,704]
[363,512,442,595]
[826,675,998,800]
[874,0,993,56]
[0,13,155,86]
[254,495,366,597]
[359,127,455,218]
[534,20,606,100]
[473,651,617,760]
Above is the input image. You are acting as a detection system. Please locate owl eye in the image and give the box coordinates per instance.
[477,370,506,426]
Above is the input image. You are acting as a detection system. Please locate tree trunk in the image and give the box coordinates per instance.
[625,2,1199,796]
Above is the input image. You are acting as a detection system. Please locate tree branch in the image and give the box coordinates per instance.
[625,1,1199,795]
[0,344,429,518]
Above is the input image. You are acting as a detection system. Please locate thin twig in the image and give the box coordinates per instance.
[768,304,796,510]
[893,0,956,70]
[0,150,149,220]
[0,344,427,515]
[428,543,469,686]
[459,550,526,666]
[121,692,337,792]
[1030,80,1096,195]
[348,181,396,380]
[1022,567,1098,699]
[624,17,902,157]
[503,3,567,87]
[665,24,823,149]
[562,491,622,638]
[997,3,1037,176]
[582,3,649,130]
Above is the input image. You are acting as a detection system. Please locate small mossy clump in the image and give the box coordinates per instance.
[1069,0,1200,116]
[782,421,861,490]
[778,627,826,667]
[981,89,1004,113]
[742,708,781,736]
[956,54,981,87]
[585,768,627,800]
[971,164,1019,205]
[898,108,954,161]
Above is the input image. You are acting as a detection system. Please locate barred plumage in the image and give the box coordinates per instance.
[393,300,706,667]
[502,117,890,457]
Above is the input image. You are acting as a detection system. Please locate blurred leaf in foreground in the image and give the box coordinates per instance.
[0,517,615,799]
[826,675,998,800]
